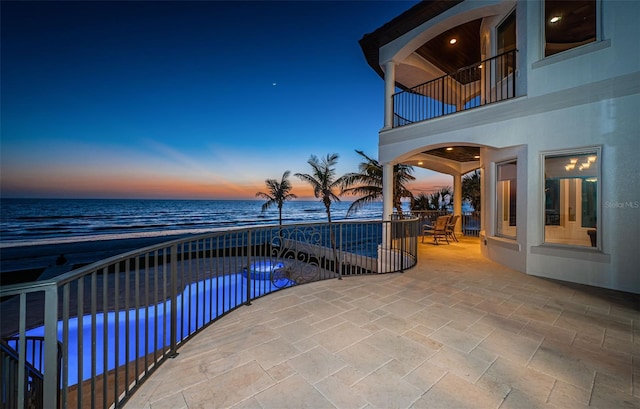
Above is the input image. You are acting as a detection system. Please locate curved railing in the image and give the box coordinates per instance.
[0,217,419,409]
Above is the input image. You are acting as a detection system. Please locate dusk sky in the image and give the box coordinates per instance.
[1,0,451,200]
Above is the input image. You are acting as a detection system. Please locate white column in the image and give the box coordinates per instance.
[383,60,395,130]
[382,163,394,221]
[379,162,395,273]
[453,173,463,234]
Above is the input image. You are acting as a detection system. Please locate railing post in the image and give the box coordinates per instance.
[441,77,445,116]
[169,244,179,358]
[17,293,26,409]
[338,225,343,279]
[246,230,252,305]
[511,49,516,98]
[43,284,59,408]
[400,221,406,272]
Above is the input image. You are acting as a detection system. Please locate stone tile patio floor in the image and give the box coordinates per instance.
[124,236,639,409]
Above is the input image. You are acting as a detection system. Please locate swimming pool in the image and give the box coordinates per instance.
[23,262,292,386]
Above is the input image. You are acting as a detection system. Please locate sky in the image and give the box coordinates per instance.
[1,0,451,200]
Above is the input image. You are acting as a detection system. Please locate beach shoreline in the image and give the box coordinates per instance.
[0,233,195,284]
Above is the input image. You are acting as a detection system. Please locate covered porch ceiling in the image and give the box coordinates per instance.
[406,145,481,177]
[359,1,480,90]
[415,19,482,77]
[424,146,480,162]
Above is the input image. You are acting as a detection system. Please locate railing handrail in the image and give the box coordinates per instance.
[392,49,518,127]
[393,49,518,98]
[0,219,386,292]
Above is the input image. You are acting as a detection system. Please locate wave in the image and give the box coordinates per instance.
[17,215,112,221]
[0,227,232,249]
[0,199,386,248]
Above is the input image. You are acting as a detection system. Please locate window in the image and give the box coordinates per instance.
[497,11,516,81]
[498,11,516,55]
[545,0,596,57]
[496,160,517,238]
[544,149,599,247]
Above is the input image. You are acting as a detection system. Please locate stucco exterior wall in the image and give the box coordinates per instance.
[375,0,640,293]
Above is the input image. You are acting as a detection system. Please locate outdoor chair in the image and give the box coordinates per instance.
[422,215,450,244]
[445,214,460,242]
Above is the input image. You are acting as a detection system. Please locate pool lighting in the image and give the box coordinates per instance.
[246,260,284,280]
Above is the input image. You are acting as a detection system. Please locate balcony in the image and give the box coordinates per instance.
[393,50,517,128]
[0,218,419,409]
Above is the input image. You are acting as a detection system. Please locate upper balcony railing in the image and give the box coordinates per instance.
[393,50,517,127]
[0,218,419,409]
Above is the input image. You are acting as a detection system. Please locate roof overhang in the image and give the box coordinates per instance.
[359,0,464,81]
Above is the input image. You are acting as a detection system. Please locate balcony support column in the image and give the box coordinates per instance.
[383,60,395,130]
[453,173,463,235]
[378,162,395,273]
[382,163,394,221]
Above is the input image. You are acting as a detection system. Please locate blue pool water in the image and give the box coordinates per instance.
[24,269,292,386]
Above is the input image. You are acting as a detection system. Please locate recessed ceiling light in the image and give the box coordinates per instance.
[446,147,453,151]
[549,16,561,23]
[449,38,457,45]
[477,64,483,69]
[474,155,480,159]
[418,161,423,165]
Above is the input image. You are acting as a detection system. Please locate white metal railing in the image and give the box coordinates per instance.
[1,218,419,409]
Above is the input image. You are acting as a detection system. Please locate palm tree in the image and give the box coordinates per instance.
[462,170,481,212]
[294,153,347,223]
[438,186,453,210]
[427,186,453,210]
[341,150,415,216]
[411,193,430,211]
[295,153,347,277]
[255,170,297,225]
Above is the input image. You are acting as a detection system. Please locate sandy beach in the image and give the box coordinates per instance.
[0,234,195,285]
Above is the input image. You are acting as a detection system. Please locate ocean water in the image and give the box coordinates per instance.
[0,198,384,248]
